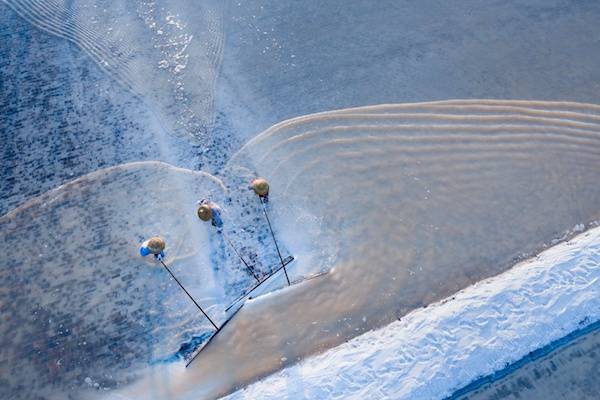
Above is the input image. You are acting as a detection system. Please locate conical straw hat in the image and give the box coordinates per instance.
[252,178,269,197]
[197,204,213,221]
[147,236,166,254]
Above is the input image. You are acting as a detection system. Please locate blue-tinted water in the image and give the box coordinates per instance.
[2,1,600,399]
[455,323,600,400]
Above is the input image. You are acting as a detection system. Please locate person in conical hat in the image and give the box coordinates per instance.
[197,199,223,231]
[250,178,269,202]
[140,236,166,260]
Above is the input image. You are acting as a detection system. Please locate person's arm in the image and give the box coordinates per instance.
[212,210,223,228]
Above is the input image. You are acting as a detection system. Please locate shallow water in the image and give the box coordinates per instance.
[2,1,600,399]
[217,0,600,139]
[113,101,600,399]
[220,226,600,400]
[0,4,207,215]
[0,163,231,398]
[458,328,600,400]
[3,0,225,141]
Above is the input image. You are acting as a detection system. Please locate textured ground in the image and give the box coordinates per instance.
[222,226,600,400]
[0,163,228,399]
[2,1,600,399]
[109,101,600,400]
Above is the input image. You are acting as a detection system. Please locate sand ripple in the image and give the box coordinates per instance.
[2,0,226,139]
[166,100,600,399]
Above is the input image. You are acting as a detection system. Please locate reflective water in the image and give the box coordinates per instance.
[1,1,600,399]
[160,101,599,399]
[458,328,600,400]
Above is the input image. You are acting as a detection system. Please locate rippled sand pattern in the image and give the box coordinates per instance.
[0,5,164,215]
[154,100,600,399]
[2,0,225,139]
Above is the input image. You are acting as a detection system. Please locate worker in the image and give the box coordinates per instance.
[197,199,223,231]
[140,236,166,260]
[250,177,269,202]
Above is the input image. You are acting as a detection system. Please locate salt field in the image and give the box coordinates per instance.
[222,226,600,400]
[1,1,599,399]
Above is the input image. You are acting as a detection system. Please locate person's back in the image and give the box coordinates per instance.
[197,199,223,230]
[139,236,166,260]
